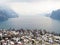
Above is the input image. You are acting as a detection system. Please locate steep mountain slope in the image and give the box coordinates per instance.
[50,9,60,20]
[0,6,18,21]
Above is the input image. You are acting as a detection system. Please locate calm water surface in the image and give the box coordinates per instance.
[0,15,60,33]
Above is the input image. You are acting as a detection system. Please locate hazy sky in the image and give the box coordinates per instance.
[0,0,60,15]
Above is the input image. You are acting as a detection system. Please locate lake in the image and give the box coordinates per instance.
[0,15,60,33]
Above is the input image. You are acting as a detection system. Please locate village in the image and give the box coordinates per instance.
[0,29,60,45]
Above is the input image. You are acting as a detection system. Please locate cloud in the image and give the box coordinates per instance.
[0,0,41,3]
[11,0,40,2]
[6,1,60,15]
[5,0,60,3]
[6,0,60,2]
[0,0,60,15]
[0,0,60,3]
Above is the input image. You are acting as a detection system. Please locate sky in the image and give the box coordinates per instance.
[0,0,60,15]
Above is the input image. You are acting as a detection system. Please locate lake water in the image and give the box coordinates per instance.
[0,15,60,33]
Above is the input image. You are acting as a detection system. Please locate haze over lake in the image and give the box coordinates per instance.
[0,0,60,33]
[0,15,60,33]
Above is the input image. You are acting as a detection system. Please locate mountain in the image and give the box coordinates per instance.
[0,6,18,21]
[50,9,60,20]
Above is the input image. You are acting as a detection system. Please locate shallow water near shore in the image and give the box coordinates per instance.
[0,15,60,33]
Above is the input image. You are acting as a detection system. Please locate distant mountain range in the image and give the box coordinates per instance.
[50,9,60,20]
[0,6,18,21]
